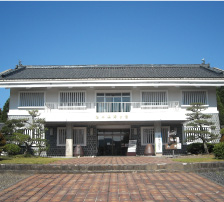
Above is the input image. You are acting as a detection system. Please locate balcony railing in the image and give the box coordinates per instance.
[44,101,179,112]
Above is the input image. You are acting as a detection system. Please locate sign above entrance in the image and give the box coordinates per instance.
[96,114,129,120]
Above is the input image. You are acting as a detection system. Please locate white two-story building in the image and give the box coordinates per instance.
[0,63,223,157]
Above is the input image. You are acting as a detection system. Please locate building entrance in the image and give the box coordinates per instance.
[97,129,130,156]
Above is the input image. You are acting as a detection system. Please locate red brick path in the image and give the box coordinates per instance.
[0,172,223,202]
[51,156,177,165]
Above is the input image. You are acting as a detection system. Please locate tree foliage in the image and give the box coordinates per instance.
[27,110,48,156]
[0,132,6,155]
[185,103,218,154]
[217,87,224,126]
[0,98,9,123]
[1,110,48,156]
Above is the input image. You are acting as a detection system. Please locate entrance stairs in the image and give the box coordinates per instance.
[1,156,224,174]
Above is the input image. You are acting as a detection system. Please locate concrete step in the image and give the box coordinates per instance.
[0,162,224,174]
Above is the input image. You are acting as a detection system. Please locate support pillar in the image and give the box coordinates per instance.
[154,121,162,155]
[66,123,73,157]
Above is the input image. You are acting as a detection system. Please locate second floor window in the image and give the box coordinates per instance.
[96,92,131,112]
[142,91,167,106]
[19,92,44,107]
[182,91,207,105]
[60,91,85,106]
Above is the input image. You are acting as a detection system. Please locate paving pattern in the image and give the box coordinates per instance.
[50,156,177,165]
[0,172,223,202]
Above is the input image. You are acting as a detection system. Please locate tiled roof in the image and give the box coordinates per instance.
[0,64,224,80]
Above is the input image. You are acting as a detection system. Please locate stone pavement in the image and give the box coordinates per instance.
[50,156,177,165]
[0,172,224,202]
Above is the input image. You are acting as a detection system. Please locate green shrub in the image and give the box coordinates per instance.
[4,144,21,155]
[187,143,204,154]
[187,143,214,154]
[213,142,224,159]
[207,143,215,153]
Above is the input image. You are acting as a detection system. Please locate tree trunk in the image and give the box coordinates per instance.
[24,142,33,155]
[203,141,209,154]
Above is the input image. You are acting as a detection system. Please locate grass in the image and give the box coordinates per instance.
[172,154,224,163]
[0,155,68,164]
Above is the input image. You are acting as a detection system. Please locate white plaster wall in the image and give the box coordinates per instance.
[8,86,219,121]
[9,88,19,110]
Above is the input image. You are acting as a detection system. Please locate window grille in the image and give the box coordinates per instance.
[141,127,154,145]
[184,126,210,143]
[19,92,44,107]
[142,91,167,105]
[73,128,86,146]
[57,127,66,146]
[182,91,207,105]
[162,127,169,144]
[60,91,85,106]
[23,129,45,145]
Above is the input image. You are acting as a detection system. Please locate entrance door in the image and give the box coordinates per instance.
[97,129,129,156]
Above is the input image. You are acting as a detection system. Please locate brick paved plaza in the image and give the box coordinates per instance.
[0,172,223,202]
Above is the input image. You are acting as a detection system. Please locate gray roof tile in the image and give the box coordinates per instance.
[0,64,223,80]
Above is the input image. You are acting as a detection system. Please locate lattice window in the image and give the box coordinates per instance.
[182,91,207,105]
[57,127,66,146]
[24,129,45,145]
[141,127,154,145]
[184,126,210,143]
[73,127,86,146]
[142,91,167,105]
[60,91,85,106]
[162,126,170,144]
[19,92,44,107]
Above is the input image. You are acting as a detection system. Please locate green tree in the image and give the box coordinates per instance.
[0,132,6,155]
[1,118,29,154]
[0,98,10,123]
[217,87,224,126]
[27,110,48,156]
[1,110,48,156]
[185,103,218,154]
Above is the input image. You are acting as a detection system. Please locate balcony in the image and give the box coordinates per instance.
[44,101,179,112]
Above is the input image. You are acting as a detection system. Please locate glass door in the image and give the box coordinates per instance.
[97,129,130,156]
[104,136,113,155]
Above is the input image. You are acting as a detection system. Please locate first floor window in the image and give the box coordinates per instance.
[161,126,170,144]
[73,127,87,146]
[57,127,66,146]
[19,92,44,107]
[141,127,154,145]
[184,126,210,143]
[57,127,87,146]
[141,126,170,145]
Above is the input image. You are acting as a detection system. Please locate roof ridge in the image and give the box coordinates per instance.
[24,64,203,69]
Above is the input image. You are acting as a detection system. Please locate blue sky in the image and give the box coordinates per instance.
[0,1,224,108]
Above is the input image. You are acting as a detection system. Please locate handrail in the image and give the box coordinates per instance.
[44,101,179,111]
